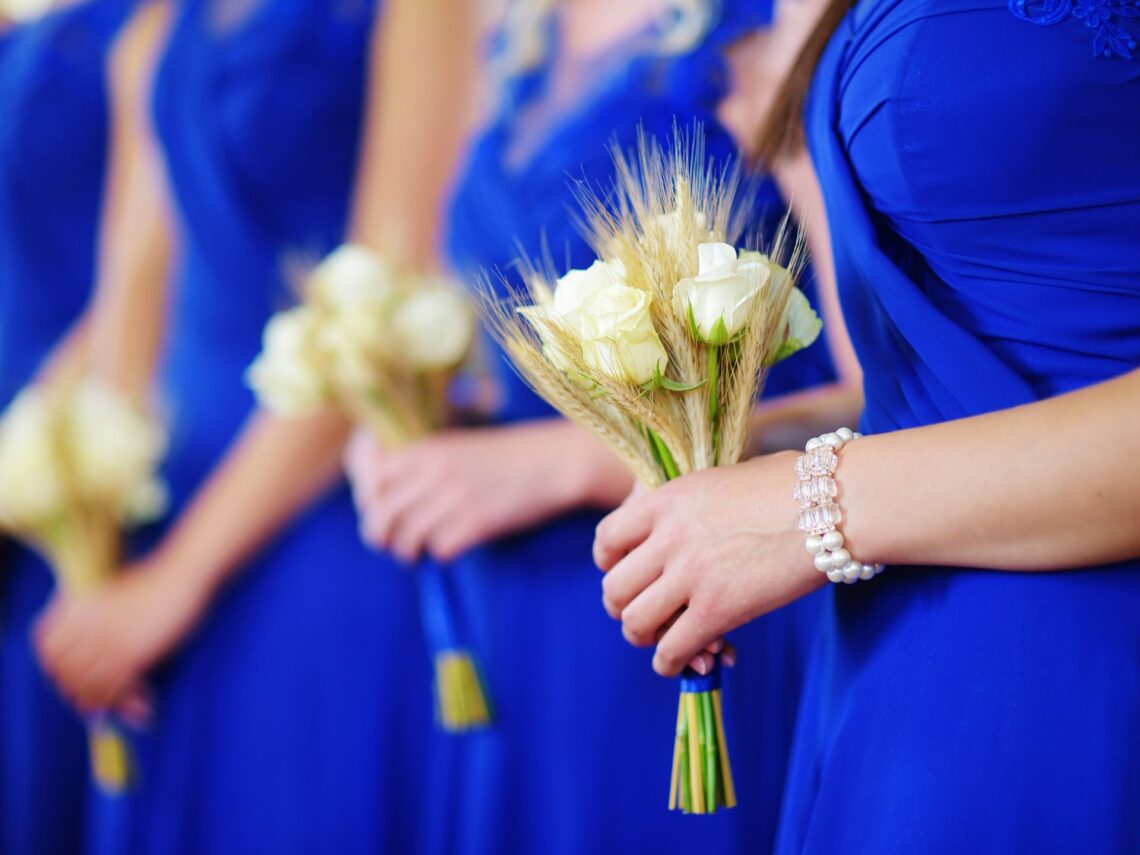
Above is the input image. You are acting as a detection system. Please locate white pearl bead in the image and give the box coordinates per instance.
[822,432,844,448]
[805,535,824,555]
[820,530,844,551]
[814,552,833,572]
[852,432,863,440]
[874,563,885,575]
[826,568,845,583]
[805,437,823,451]
[842,561,861,580]
[837,427,855,441]
[859,564,876,581]
[842,573,859,584]
[829,548,851,569]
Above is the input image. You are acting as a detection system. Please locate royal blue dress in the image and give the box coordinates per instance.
[0,4,134,853]
[85,2,433,851]
[776,1,1140,851]
[443,6,834,853]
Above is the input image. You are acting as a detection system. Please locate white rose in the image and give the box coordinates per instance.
[0,389,66,529]
[552,258,628,336]
[579,283,668,385]
[66,380,167,518]
[673,242,771,346]
[246,307,329,416]
[309,244,397,314]
[391,284,475,370]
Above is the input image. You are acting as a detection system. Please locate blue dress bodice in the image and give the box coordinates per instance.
[0,0,134,407]
[817,0,1140,433]
[152,0,374,504]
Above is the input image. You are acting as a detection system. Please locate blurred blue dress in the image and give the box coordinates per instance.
[777,0,1140,851]
[86,1,433,851]
[444,5,835,852]
[0,3,133,852]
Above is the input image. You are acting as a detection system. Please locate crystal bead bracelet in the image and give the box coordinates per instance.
[794,427,884,584]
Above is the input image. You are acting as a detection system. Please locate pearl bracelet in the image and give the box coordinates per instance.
[794,427,883,584]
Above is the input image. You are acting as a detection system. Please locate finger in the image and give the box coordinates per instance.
[393,490,464,563]
[601,540,667,619]
[593,497,656,571]
[115,684,154,729]
[620,574,687,648]
[32,601,85,679]
[653,608,720,678]
[360,469,439,551]
[62,647,119,713]
[721,642,737,668]
[427,496,493,561]
[687,652,715,676]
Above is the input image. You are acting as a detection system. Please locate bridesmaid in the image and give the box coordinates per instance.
[344,1,854,851]
[0,2,136,852]
[32,0,475,851]
[594,0,1140,851]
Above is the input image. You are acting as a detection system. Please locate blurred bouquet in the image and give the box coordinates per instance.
[483,132,820,813]
[0,378,168,793]
[247,245,492,732]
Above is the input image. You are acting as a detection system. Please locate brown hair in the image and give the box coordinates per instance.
[754,0,857,166]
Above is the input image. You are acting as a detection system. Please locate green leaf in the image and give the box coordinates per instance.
[657,376,708,392]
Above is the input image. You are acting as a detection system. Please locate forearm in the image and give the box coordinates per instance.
[87,0,175,401]
[842,367,1140,571]
[150,410,352,596]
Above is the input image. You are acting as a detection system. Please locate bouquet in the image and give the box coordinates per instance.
[0,378,168,793]
[481,132,821,813]
[246,245,492,732]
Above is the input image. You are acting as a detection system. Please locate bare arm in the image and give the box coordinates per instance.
[349,0,479,264]
[843,367,1140,571]
[85,0,176,400]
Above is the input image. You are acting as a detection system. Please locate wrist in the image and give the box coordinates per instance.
[143,540,221,607]
[795,429,885,583]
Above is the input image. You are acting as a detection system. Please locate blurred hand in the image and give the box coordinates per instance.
[594,452,824,677]
[344,420,633,562]
[34,558,211,720]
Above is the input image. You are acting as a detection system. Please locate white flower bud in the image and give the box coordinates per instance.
[0,389,66,529]
[246,307,328,416]
[390,285,475,370]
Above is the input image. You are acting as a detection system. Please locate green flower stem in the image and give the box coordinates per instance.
[648,428,681,481]
[678,706,692,811]
[708,345,721,465]
[701,690,719,810]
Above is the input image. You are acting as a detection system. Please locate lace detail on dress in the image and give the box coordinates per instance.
[1010,0,1140,58]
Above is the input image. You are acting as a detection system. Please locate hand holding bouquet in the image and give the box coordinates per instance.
[247,245,492,731]
[0,378,168,792]
[482,131,820,813]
